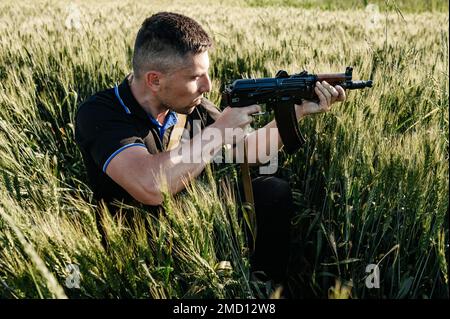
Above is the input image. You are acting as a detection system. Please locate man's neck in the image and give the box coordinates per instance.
[128,74,169,124]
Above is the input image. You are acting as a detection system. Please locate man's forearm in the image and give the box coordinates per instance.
[145,125,223,200]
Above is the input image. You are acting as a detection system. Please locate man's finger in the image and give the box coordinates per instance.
[244,116,253,126]
[315,85,327,107]
[335,85,346,101]
[317,82,331,106]
[244,104,262,115]
[323,81,339,98]
[323,81,338,104]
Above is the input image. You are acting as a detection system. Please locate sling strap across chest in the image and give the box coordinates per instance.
[166,114,187,151]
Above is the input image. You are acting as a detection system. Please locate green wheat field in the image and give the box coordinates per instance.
[0,0,448,299]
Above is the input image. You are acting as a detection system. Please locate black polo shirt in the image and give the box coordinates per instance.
[75,76,220,204]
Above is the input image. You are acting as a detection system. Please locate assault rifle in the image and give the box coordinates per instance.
[222,66,373,153]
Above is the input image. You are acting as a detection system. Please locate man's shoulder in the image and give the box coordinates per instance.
[76,87,117,119]
[75,87,128,144]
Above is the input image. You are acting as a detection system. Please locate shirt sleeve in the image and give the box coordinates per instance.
[75,103,147,173]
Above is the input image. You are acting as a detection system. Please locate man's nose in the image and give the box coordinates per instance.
[199,74,212,94]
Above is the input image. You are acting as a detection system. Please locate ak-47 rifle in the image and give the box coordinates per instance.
[221,66,373,153]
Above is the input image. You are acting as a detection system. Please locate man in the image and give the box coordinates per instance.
[75,12,345,286]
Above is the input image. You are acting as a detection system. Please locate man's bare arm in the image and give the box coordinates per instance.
[105,105,260,206]
[105,125,223,206]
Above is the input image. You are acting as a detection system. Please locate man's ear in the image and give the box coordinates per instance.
[144,71,162,92]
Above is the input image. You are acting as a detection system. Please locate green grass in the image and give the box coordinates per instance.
[245,0,448,12]
[0,0,448,298]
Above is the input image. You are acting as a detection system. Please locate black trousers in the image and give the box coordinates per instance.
[239,175,294,283]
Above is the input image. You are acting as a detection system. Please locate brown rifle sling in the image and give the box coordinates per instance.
[240,139,257,252]
[166,114,187,151]
[240,141,255,209]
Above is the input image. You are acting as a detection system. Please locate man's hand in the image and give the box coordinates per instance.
[212,105,261,145]
[295,81,346,118]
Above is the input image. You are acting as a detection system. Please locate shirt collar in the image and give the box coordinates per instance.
[117,75,178,132]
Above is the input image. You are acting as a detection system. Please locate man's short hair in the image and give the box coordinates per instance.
[132,12,213,79]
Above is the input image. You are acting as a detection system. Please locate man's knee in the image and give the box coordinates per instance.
[252,176,292,206]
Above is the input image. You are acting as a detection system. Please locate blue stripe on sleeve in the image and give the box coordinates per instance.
[102,143,147,173]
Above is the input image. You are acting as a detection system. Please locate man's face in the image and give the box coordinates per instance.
[158,51,211,114]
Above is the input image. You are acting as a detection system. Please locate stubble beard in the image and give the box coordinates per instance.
[163,97,202,115]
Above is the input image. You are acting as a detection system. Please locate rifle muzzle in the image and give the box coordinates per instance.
[343,80,373,89]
